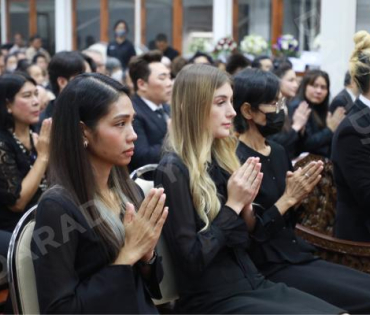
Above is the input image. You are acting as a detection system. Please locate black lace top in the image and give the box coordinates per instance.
[0,129,46,232]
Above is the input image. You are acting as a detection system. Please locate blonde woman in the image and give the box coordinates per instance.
[332,30,370,242]
[154,64,344,314]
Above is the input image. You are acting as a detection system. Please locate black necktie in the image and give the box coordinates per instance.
[155,108,168,122]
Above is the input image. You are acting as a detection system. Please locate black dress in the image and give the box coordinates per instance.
[31,188,162,314]
[0,129,45,232]
[237,140,370,314]
[154,152,343,314]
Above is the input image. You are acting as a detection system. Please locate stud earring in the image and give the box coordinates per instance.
[83,140,88,148]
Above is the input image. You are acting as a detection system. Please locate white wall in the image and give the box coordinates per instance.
[320,0,357,98]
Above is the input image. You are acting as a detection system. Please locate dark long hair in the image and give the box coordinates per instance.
[295,70,330,128]
[0,72,37,131]
[48,72,142,261]
[233,68,280,133]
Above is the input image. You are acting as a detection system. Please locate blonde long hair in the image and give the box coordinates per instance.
[168,64,240,230]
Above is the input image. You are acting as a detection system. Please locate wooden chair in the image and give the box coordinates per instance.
[293,154,370,273]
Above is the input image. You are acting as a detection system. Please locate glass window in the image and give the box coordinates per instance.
[9,0,29,43]
[76,0,100,51]
[37,0,55,56]
[283,0,321,51]
[145,0,172,49]
[356,0,370,32]
[183,0,213,55]
[108,0,135,44]
[237,0,271,44]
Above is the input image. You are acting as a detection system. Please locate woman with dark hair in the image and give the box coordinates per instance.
[0,72,50,232]
[31,73,167,314]
[289,70,345,157]
[107,19,136,69]
[269,63,311,158]
[234,67,370,314]
[332,31,370,242]
[154,64,345,314]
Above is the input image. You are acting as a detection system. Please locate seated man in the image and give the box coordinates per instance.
[330,71,358,114]
[128,50,172,171]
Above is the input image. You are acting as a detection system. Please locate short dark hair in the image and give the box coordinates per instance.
[273,63,293,79]
[30,34,42,42]
[16,59,31,72]
[233,68,280,133]
[155,33,168,42]
[251,55,271,69]
[0,72,37,130]
[32,53,47,64]
[128,50,163,91]
[226,53,251,75]
[81,52,97,73]
[113,19,129,33]
[48,51,86,95]
[344,71,351,87]
[189,51,214,65]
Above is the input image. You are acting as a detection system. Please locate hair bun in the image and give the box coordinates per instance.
[353,30,370,52]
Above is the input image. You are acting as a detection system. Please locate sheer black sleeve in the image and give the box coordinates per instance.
[0,139,22,206]
[31,196,142,314]
[154,161,250,277]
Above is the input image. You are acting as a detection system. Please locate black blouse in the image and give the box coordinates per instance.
[236,141,317,276]
[31,188,162,314]
[0,129,44,232]
[289,99,333,158]
[154,153,267,311]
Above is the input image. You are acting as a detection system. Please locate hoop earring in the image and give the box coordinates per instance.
[83,140,88,148]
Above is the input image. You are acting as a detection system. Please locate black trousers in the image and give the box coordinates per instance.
[268,259,370,314]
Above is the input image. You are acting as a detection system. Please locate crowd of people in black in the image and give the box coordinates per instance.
[0,20,370,313]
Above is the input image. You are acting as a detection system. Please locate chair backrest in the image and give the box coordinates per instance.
[130,164,179,305]
[7,206,40,314]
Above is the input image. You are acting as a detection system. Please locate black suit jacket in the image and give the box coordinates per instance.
[329,88,355,114]
[331,99,370,241]
[129,95,170,171]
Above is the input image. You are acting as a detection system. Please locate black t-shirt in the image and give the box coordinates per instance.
[107,39,136,69]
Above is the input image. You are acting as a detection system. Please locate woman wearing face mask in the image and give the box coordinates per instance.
[0,72,51,232]
[269,64,311,158]
[289,70,345,158]
[154,64,346,314]
[5,53,18,73]
[234,68,370,314]
[107,20,136,70]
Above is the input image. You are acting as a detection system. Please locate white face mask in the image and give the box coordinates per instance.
[111,70,123,83]
[7,65,17,72]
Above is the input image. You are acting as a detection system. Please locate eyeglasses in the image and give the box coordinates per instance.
[259,97,286,114]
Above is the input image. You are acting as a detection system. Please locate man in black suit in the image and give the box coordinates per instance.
[331,93,370,242]
[329,71,358,114]
[128,50,172,171]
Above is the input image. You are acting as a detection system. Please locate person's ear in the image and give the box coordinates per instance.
[137,78,148,92]
[57,77,69,91]
[79,121,92,147]
[241,102,253,119]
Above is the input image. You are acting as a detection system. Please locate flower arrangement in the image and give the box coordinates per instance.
[240,34,269,56]
[213,36,238,60]
[188,37,209,54]
[273,34,299,57]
